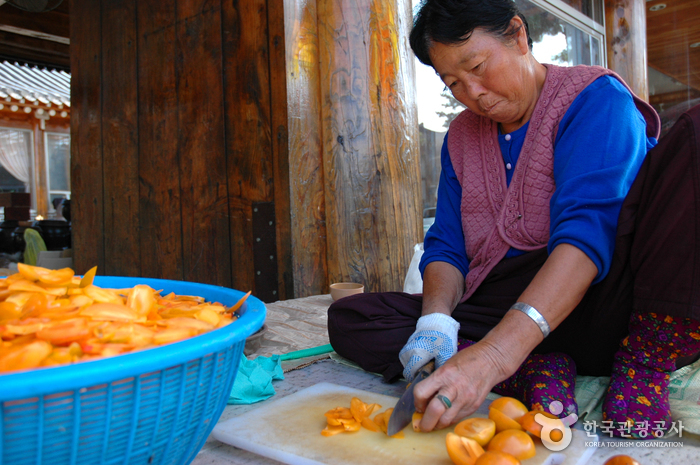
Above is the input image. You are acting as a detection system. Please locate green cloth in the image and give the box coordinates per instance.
[228,353,284,405]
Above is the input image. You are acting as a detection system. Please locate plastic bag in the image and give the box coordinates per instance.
[23,228,47,266]
[403,242,424,294]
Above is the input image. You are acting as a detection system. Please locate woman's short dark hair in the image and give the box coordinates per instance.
[410,0,533,67]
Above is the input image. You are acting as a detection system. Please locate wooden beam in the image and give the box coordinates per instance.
[0,4,70,39]
[605,0,649,100]
[0,29,69,69]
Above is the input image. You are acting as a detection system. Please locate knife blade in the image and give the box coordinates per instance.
[386,359,435,436]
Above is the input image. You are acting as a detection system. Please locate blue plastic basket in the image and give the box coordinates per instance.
[0,277,266,465]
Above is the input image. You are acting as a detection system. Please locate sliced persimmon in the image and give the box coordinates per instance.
[79,266,98,288]
[489,397,528,422]
[518,410,564,441]
[412,412,424,432]
[445,432,485,465]
[454,417,496,446]
[489,407,523,433]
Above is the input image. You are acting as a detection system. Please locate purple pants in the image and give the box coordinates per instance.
[328,104,700,383]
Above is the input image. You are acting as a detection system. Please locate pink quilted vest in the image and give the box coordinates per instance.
[447,64,660,301]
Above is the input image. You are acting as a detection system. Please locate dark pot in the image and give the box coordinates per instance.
[32,220,72,251]
[0,220,19,254]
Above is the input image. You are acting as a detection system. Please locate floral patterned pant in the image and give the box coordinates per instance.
[602,312,700,438]
[458,338,578,418]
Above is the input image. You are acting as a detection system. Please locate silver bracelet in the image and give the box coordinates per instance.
[510,302,551,338]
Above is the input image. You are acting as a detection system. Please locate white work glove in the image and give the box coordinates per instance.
[399,313,460,381]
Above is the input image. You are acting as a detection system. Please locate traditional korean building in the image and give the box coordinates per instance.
[0,60,70,219]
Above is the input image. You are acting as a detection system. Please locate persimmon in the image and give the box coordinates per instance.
[604,455,641,465]
[412,412,424,432]
[454,417,496,446]
[488,407,523,433]
[473,451,520,465]
[518,410,564,441]
[487,429,536,461]
[445,432,485,465]
[321,398,392,436]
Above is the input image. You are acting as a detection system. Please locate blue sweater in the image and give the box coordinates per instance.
[420,76,658,284]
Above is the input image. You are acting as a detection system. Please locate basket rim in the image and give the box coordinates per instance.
[0,276,266,401]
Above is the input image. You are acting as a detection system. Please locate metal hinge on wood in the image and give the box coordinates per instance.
[252,201,279,303]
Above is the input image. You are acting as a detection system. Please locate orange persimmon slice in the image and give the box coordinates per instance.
[454,417,496,446]
[446,432,485,465]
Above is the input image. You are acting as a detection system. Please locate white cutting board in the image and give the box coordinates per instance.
[212,382,597,465]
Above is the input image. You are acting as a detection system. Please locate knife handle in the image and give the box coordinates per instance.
[417,359,435,378]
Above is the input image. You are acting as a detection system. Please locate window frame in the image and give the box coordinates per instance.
[0,123,36,209]
[43,128,71,208]
[526,0,607,67]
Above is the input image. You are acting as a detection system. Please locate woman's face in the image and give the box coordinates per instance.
[428,19,541,132]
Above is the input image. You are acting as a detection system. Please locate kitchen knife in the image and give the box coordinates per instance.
[386,359,435,436]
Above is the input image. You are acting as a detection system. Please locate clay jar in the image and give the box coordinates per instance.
[32,220,72,251]
[0,220,20,254]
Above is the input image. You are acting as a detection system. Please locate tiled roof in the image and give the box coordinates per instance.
[0,60,70,106]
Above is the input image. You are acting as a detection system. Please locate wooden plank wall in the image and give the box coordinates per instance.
[70,0,421,300]
[70,0,290,302]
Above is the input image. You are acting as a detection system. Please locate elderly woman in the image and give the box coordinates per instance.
[327,0,700,438]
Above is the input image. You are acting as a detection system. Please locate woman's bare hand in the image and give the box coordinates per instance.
[412,340,514,432]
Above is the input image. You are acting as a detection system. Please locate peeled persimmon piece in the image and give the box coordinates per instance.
[0,302,20,320]
[489,407,523,433]
[127,285,157,317]
[321,424,346,437]
[412,412,424,432]
[82,285,124,305]
[325,407,353,426]
[445,432,485,465]
[36,268,74,286]
[17,262,43,281]
[152,327,197,345]
[454,417,496,446]
[9,280,51,294]
[474,451,520,465]
[195,308,221,326]
[80,266,98,288]
[229,291,251,313]
[361,416,381,432]
[81,303,138,322]
[36,318,90,345]
[487,429,536,461]
[372,409,404,438]
[0,340,53,371]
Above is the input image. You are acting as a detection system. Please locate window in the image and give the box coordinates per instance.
[412,0,605,236]
[0,128,33,194]
[45,132,71,204]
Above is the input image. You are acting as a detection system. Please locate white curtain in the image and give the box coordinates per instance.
[0,129,31,185]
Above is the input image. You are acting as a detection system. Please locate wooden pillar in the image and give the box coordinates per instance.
[284,0,329,297]
[32,120,48,216]
[605,0,649,100]
[316,0,422,292]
